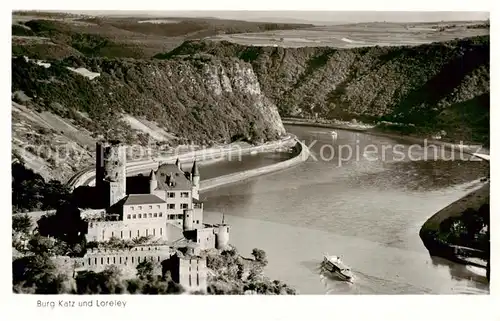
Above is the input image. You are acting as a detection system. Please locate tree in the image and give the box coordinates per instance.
[136,261,154,280]
[12,215,32,234]
[251,248,268,266]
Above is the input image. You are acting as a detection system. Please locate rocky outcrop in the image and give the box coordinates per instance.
[169,36,489,145]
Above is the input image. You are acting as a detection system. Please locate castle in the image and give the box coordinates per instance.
[61,141,231,293]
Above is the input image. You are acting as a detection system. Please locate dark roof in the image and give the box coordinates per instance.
[123,194,166,205]
[191,160,200,176]
[155,163,192,191]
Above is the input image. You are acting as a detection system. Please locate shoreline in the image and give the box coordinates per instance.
[282,118,489,156]
[419,182,489,270]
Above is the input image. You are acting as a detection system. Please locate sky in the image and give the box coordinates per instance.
[60,11,489,25]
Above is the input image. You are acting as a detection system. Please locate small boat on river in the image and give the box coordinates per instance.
[323,254,354,282]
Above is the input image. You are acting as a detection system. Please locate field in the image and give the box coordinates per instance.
[207,21,489,48]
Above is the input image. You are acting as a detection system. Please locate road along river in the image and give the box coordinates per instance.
[200,124,490,294]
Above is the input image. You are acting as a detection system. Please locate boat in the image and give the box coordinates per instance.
[322,255,354,281]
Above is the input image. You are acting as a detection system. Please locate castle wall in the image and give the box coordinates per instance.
[56,245,173,279]
[86,220,169,242]
[192,208,203,229]
[175,256,208,293]
[165,190,192,219]
[195,228,217,250]
[123,203,167,222]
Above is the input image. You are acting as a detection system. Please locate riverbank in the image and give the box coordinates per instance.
[282,118,489,156]
[200,139,309,192]
[419,182,490,270]
[67,134,297,189]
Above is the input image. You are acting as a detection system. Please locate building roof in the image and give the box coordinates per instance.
[155,163,192,191]
[191,160,200,177]
[123,194,166,206]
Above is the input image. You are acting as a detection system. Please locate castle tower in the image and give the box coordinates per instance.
[149,170,157,194]
[216,213,230,250]
[191,160,200,200]
[102,140,126,208]
[95,142,105,192]
[183,209,194,231]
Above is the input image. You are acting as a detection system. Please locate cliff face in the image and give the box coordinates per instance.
[11,55,286,181]
[168,36,489,145]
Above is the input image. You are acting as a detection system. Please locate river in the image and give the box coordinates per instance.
[199,125,490,294]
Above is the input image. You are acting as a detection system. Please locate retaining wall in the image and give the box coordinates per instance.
[200,139,309,192]
[69,135,296,189]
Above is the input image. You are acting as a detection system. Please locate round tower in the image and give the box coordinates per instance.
[149,170,157,194]
[191,160,200,200]
[183,209,194,231]
[102,140,126,207]
[216,215,230,250]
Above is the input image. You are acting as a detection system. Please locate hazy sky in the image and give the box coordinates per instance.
[65,10,489,24]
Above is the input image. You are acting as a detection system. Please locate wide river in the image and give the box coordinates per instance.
[200,125,489,294]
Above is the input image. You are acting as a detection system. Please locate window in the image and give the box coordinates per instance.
[146,229,148,236]
[113,257,116,264]
[160,228,162,235]
[101,258,104,264]
[149,213,152,218]
[127,215,131,219]
[88,258,91,265]
[143,214,147,219]
[177,214,183,220]
[119,257,122,264]
[154,213,158,218]
[157,205,161,209]
[158,256,160,262]
[90,222,93,228]
[153,229,155,236]
[167,204,175,209]
[120,231,123,239]
[197,274,199,286]
[181,203,188,209]
[196,220,199,224]
[129,231,132,238]
[189,275,192,287]
[138,214,142,219]
[138,206,142,210]
[111,232,114,237]
[133,214,136,219]
[168,192,175,198]
[181,192,189,198]
[95,258,97,264]
[159,212,163,217]
[137,230,140,237]
[149,205,153,209]
[132,257,134,263]
[131,206,134,211]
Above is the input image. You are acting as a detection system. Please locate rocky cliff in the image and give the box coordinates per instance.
[11,54,286,181]
[166,36,489,145]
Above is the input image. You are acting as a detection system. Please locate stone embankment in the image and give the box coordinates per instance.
[282,119,490,156]
[68,134,296,189]
[200,138,309,192]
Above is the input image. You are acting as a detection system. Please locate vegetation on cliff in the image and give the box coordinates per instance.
[167,36,489,145]
[12,162,71,213]
[205,247,296,295]
[12,53,284,147]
